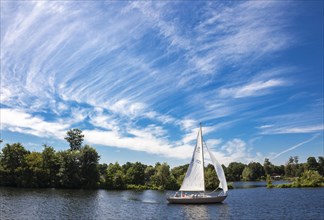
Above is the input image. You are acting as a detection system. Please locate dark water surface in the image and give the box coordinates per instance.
[1,186,323,219]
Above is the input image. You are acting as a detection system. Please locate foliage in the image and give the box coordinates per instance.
[205,164,219,190]
[171,164,188,187]
[151,162,174,190]
[42,145,61,187]
[58,150,82,188]
[64,129,84,151]
[266,174,273,188]
[1,138,323,190]
[144,165,155,186]
[306,157,319,171]
[226,162,245,181]
[126,184,157,190]
[124,162,146,185]
[242,162,264,181]
[285,156,303,177]
[318,156,324,176]
[79,145,100,189]
[104,162,126,189]
[276,170,324,188]
[263,158,274,176]
[298,170,324,187]
[0,143,29,186]
[227,182,234,189]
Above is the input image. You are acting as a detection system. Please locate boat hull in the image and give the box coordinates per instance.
[167,195,227,204]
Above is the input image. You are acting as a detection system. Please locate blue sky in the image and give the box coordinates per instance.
[1,1,323,167]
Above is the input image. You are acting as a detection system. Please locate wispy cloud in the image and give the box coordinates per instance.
[207,138,264,166]
[190,1,292,76]
[265,125,323,134]
[0,108,68,139]
[0,107,263,165]
[270,134,321,161]
[258,108,324,135]
[0,1,296,124]
[218,79,286,98]
[0,1,322,165]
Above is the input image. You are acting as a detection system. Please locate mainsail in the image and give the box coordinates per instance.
[179,125,228,194]
[179,127,205,191]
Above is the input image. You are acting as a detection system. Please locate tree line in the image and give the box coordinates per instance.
[0,129,323,190]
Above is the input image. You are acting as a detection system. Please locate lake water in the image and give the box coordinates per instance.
[1,185,323,219]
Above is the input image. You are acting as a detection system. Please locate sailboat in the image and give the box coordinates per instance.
[167,124,228,204]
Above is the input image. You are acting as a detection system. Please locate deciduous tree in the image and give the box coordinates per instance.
[65,129,84,151]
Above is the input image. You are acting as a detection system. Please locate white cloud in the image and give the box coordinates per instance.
[89,112,118,131]
[258,124,274,129]
[263,125,324,134]
[109,99,147,119]
[206,139,222,147]
[0,107,268,165]
[0,108,68,139]
[0,1,321,167]
[190,1,292,76]
[84,128,262,166]
[84,129,193,159]
[219,79,286,98]
[206,138,263,166]
[0,1,297,128]
[259,110,324,135]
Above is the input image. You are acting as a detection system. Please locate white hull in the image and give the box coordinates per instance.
[167,195,227,204]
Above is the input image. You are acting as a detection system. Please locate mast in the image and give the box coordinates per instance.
[200,123,206,192]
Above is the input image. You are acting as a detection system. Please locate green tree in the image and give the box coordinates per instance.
[57,150,81,188]
[105,162,125,189]
[242,166,252,181]
[226,162,246,181]
[205,164,218,190]
[144,165,155,186]
[20,152,47,187]
[151,162,172,189]
[266,174,273,188]
[124,162,146,185]
[42,145,60,187]
[113,170,126,189]
[98,163,108,187]
[0,162,6,186]
[318,156,324,176]
[263,158,274,176]
[285,156,302,177]
[171,164,188,187]
[298,170,324,187]
[242,162,264,181]
[285,156,296,177]
[306,157,319,171]
[272,165,285,177]
[79,145,100,189]
[65,129,84,151]
[0,143,29,186]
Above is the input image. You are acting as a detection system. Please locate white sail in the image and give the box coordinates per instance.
[179,127,205,192]
[206,145,228,194]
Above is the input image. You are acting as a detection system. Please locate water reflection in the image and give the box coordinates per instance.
[182,205,210,219]
[232,181,289,189]
[1,187,323,219]
[121,190,167,204]
[177,202,229,219]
